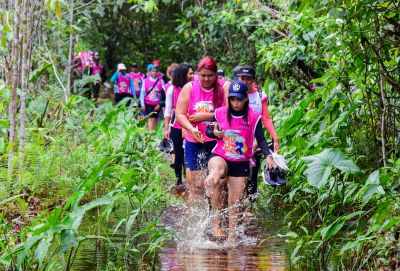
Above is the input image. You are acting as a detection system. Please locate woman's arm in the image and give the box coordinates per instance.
[255,119,276,169]
[176,82,203,142]
[140,80,145,107]
[110,71,119,83]
[261,98,279,152]
[129,78,135,97]
[176,82,192,131]
[163,85,174,138]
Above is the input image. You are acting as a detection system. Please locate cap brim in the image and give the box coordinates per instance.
[228,93,246,99]
[237,72,255,77]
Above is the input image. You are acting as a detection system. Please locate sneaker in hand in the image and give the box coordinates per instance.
[262,168,278,187]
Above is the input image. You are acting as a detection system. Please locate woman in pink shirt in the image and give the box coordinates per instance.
[205,80,277,243]
[176,56,229,204]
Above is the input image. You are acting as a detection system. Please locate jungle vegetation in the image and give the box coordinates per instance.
[0,0,399,270]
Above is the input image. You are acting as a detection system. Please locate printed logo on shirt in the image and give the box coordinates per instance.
[222,130,247,159]
[148,87,160,101]
[194,101,213,113]
[119,81,127,91]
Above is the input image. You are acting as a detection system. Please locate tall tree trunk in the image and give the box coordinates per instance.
[8,0,21,180]
[375,15,387,167]
[18,0,28,173]
[66,0,75,101]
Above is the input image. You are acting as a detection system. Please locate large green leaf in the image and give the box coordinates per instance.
[302,149,360,188]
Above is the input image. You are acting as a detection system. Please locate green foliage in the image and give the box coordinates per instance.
[0,97,175,270]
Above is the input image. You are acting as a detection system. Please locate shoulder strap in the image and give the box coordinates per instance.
[145,77,160,97]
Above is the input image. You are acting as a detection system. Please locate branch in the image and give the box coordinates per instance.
[292,67,316,92]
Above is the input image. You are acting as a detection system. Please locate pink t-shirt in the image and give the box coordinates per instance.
[143,77,163,105]
[185,79,225,143]
[92,64,103,75]
[117,74,131,94]
[212,106,260,162]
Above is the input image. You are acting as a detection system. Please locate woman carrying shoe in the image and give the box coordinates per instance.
[164,62,195,188]
[236,65,280,198]
[175,56,227,204]
[205,80,277,242]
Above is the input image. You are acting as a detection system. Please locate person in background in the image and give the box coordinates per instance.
[140,64,165,130]
[175,56,228,206]
[217,68,225,79]
[236,65,280,202]
[88,53,105,100]
[111,63,135,106]
[204,80,277,243]
[164,62,194,190]
[160,63,179,121]
[129,63,144,98]
[163,63,179,99]
[152,59,164,80]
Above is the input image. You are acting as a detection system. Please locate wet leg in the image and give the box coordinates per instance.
[227,176,247,244]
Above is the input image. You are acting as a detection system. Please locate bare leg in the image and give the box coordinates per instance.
[206,156,228,238]
[187,169,207,204]
[227,176,247,243]
[147,118,158,131]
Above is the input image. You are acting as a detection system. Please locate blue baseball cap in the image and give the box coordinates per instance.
[228,80,248,100]
[147,64,158,71]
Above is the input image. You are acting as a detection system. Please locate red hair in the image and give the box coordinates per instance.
[196,56,223,108]
[197,56,217,73]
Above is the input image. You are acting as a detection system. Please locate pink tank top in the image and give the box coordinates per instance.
[212,106,261,162]
[92,64,103,75]
[143,77,163,105]
[117,74,131,94]
[171,86,182,129]
[185,79,225,143]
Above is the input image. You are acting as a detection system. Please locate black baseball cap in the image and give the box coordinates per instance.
[131,63,138,67]
[237,66,256,78]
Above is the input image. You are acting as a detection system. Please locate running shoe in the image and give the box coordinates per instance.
[157,138,167,152]
[262,168,278,187]
[164,138,174,154]
[274,168,287,186]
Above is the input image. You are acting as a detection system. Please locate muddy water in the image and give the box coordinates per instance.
[158,202,288,271]
[72,200,288,271]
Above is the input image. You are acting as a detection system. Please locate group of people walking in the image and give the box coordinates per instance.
[86,54,283,244]
[167,56,280,244]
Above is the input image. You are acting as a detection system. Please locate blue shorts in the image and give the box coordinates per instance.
[184,140,216,170]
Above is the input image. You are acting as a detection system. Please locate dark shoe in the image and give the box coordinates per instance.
[157,138,167,152]
[164,138,174,154]
[274,169,287,186]
[262,168,278,187]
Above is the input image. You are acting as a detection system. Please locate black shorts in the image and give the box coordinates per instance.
[210,154,250,177]
[145,103,160,118]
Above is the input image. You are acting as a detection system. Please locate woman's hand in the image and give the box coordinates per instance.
[164,127,170,139]
[213,124,224,139]
[188,112,210,123]
[141,105,145,112]
[273,137,280,152]
[190,126,204,143]
[266,156,277,170]
[154,104,161,112]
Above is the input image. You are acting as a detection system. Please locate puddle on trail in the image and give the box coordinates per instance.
[72,196,288,271]
[158,201,288,271]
